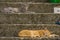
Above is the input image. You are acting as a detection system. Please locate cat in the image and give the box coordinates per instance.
[18,29,51,38]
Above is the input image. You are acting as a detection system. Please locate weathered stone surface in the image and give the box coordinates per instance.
[0,14,60,24]
[0,3,26,13]
[0,38,20,40]
[0,24,60,37]
[28,4,60,13]
[0,38,60,40]
[0,0,48,2]
[0,3,60,13]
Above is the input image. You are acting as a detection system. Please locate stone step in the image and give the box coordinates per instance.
[0,14,60,24]
[0,24,60,37]
[0,37,60,40]
[0,0,48,2]
[0,3,60,13]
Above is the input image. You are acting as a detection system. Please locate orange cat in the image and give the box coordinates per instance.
[18,29,51,38]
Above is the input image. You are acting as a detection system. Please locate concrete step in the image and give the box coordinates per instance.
[0,0,48,2]
[0,24,60,37]
[0,14,60,24]
[0,3,60,13]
